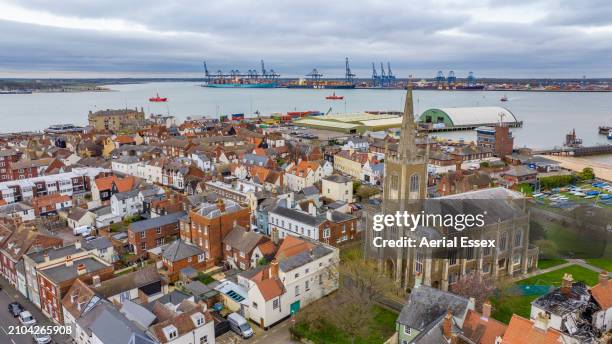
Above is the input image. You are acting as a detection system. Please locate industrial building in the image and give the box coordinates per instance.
[294,112,402,134]
[418,106,521,130]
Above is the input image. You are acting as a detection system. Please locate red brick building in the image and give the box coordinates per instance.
[186,199,251,269]
[222,225,269,270]
[37,255,114,324]
[0,149,22,181]
[128,211,186,255]
[31,194,72,216]
[158,239,206,282]
[10,158,64,180]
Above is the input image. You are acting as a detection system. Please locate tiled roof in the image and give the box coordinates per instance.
[502,315,563,344]
[223,226,267,254]
[461,309,507,344]
[94,265,160,297]
[129,211,185,233]
[161,239,203,262]
[591,277,612,309]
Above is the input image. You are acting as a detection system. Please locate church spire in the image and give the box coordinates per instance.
[398,80,417,160]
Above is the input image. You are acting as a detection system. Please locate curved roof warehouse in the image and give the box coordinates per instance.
[418,107,518,127]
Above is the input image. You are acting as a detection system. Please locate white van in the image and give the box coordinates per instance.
[74,225,93,236]
[227,312,253,339]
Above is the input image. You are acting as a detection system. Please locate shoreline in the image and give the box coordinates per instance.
[544,155,612,182]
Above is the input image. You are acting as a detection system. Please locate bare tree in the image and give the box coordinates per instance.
[450,271,495,311]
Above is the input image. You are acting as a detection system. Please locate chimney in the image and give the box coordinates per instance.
[76,263,87,276]
[216,199,225,212]
[270,259,279,278]
[92,275,101,287]
[271,228,279,245]
[482,301,492,319]
[65,256,73,267]
[533,312,550,332]
[443,309,453,339]
[560,273,573,297]
[599,271,609,286]
[308,203,316,217]
[455,160,463,178]
[75,240,81,250]
[43,252,50,263]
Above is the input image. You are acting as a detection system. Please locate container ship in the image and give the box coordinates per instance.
[201,60,280,88]
[286,58,357,89]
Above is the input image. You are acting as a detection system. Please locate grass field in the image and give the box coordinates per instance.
[535,222,606,258]
[537,258,567,269]
[293,305,397,344]
[585,258,612,271]
[491,265,600,324]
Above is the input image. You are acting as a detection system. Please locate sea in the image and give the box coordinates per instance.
[1,81,611,153]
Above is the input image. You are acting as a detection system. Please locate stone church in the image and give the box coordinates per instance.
[364,85,539,291]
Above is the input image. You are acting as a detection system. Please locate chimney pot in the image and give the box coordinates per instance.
[599,271,609,286]
[533,312,550,332]
[270,259,279,278]
[443,309,453,339]
[75,241,81,250]
[560,273,573,296]
[76,263,86,275]
[92,275,101,287]
[43,252,50,262]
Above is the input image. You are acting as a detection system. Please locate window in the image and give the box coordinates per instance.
[294,273,299,278]
[252,302,258,309]
[226,244,231,251]
[140,242,146,250]
[514,231,522,247]
[156,227,161,235]
[323,228,330,238]
[404,326,412,335]
[499,232,507,251]
[273,299,279,309]
[415,250,423,273]
[319,274,323,285]
[512,254,521,265]
[448,250,457,266]
[483,245,491,256]
[305,280,310,291]
[140,231,146,239]
[199,336,208,344]
[295,285,300,296]
[409,174,419,193]
[483,263,491,274]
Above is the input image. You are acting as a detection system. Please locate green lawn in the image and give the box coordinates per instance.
[537,258,567,269]
[293,305,397,344]
[535,223,606,258]
[491,265,600,324]
[518,265,600,286]
[585,258,612,272]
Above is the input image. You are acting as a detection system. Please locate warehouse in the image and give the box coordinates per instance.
[418,107,520,129]
[294,112,402,134]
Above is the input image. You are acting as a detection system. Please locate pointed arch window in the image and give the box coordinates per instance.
[409,174,419,193]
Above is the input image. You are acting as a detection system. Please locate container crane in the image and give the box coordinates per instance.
[307,68,323,81]
[345,57,356,83]
[380,62,387,87]
[203,61,210,82]
[371,63,379,87]
[436,71,445,88]
[387,62,396,85]
[467,71,476,87]
[260,60,267,78]
[447,70,456,87]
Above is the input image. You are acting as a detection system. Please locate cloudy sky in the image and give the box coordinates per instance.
[1,0,612,78]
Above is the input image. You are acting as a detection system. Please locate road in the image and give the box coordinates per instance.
[0,278,72,344]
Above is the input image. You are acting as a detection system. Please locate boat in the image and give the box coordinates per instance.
[608,129,612,140]
[500,95,508,101]
[149,93,168,102]
[325,92,344,100]
[600,126,612,134]
[204,81,278,88]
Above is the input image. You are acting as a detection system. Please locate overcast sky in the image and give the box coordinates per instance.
[1,0,612,78]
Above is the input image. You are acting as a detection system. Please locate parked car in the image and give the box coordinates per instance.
[74,225,93,236]
[8,302,23,317]
[33,332,52,344]
[18,311,36,326]
[227,312,253,339]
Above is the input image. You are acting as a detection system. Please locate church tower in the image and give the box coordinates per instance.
[374,83,429,289]
[383,83,427,206]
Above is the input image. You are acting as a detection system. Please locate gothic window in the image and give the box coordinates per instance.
[499,232,507,251]
[410,174,419,193]
[415,250,423,273]
[391,174,399,191]
[514,231,522,247]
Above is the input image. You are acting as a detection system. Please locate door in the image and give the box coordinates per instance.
[290,300,300,316]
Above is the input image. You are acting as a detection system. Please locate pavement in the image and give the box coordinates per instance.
[216,317,299,344]
[0,277,72,344]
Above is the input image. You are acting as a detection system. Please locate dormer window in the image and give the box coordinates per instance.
[191,312,205,327]
[163,325,178,340]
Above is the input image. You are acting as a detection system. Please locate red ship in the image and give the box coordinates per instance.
[325,92,344,100]
[149,93,168,102]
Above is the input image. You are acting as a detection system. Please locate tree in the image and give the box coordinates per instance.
[578,167,595,181]
[450,271,495,311]
[356,185,380,201]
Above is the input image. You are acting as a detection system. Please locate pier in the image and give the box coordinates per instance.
[535,144,612,157]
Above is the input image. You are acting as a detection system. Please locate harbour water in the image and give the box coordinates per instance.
[0,81,611,150]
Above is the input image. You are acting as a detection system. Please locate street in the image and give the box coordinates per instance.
[0,278,72,344]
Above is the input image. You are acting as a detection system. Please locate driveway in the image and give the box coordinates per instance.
[216,317,299,344]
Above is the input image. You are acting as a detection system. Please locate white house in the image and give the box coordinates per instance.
[343,137,369,151]
[322,175,353,203]
[149,301,215,344]
[83,237,117,264]
[284,161,324,192]
[64,207,96,229]
[268,205,324,241]
[190,152,211,171]
[238,235,339,329]
[0,202,35,222]
[110,189,142,218]
[361,161,384,185]
[111,156,141,177]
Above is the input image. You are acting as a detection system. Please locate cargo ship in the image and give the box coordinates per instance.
[201,60,280,88]
[286,80,356,89]
[149,93,168,102]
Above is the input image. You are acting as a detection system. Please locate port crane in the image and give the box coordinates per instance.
[436,71,446,88]
[447,70,456,87]
[307,68,323,81]
[371,63,380,87]
[467,71,476,87]
[345,57,356,83]
[387,62,396,85]
[203,60,280,82]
